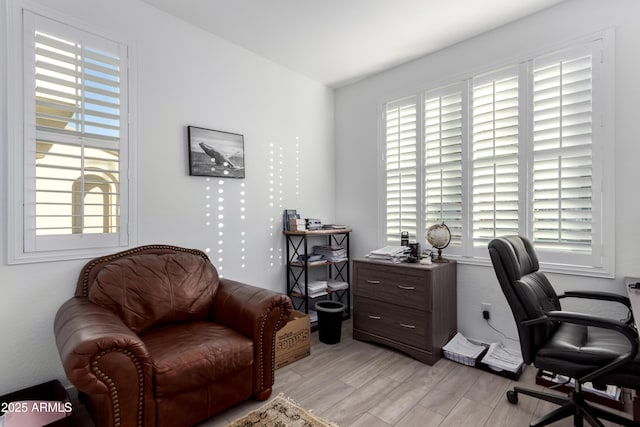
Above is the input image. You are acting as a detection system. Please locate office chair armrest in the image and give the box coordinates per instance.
[558,291,633,324]
[546,310,635,339]
[559,290,630,307]
[546,309,639,383]
[523,310,635,340]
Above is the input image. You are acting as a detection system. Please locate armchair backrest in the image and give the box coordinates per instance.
[488,236,561,364]
[78,245,220,333]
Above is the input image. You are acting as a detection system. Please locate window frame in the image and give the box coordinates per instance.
[6,0,137,264]
[423,82,467,257]
[383,95,420,244]
[379,30,614,277]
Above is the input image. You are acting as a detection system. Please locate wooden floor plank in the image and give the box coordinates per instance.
[369,360,455,424]
[439,397,493,427]
[394,403,446,427]
[323,375,401,426]
[418,360,482,416]
[350,413,392,427]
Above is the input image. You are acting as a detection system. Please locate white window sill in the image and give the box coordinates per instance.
[447,255,615,279]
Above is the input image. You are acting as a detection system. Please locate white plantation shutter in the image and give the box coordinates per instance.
[23,11,129,253]
[380,34,612,275]
[532,46,596,258]
[385,96,418,243]
[424,87,463,249]
[471,70,520,250]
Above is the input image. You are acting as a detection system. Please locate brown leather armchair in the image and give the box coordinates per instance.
[54,245,292,427]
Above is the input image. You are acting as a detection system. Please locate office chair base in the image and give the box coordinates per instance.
[508,386,640,427]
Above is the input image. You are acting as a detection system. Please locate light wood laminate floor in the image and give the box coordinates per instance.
[202,319,636,427]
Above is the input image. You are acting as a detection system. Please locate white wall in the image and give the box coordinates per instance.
[336,0,640,348]
[0,0,335,394]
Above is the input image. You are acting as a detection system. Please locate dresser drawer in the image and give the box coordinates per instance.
[354,263,430,310]
[354,296,431,350]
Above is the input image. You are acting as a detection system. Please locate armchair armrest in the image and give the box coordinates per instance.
[211,278,292,396]
[54,297,156,427]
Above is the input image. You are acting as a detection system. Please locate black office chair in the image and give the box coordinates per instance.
[488,236,640,427]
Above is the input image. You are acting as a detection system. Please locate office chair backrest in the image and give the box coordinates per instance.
[488,236,561,364]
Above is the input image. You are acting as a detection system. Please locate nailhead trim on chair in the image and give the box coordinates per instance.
[258,314,266,390]
[80,245,209,296]
[91,347,145,427]
[264,307,288,389]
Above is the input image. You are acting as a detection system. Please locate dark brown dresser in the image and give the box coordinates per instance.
[352,258,457,365]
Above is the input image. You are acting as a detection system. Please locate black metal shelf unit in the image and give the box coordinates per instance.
[284,229,351,328]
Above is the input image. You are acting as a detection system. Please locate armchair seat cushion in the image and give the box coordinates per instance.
[142,321,253,396]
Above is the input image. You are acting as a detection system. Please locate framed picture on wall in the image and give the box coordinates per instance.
[187,126,245,178]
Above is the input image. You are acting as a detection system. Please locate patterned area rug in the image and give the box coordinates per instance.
[227,394,338,427]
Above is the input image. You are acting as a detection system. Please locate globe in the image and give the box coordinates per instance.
[426,223,451,262]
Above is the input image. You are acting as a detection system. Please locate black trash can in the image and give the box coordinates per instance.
[315,300,345,344]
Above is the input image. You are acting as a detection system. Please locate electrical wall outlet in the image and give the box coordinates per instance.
[481,303,491,319]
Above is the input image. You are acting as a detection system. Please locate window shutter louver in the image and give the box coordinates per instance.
[424,90,463,248]
[472,71,519,249]
[385,97,418,243]
[532,52,593,253]
[24,11,128,252]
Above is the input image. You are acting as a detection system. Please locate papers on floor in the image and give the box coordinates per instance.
[443,332,524,373]
[366,246,411,263]
[443,332,487,366]
[538,370,622,401]
[481,342,524,373]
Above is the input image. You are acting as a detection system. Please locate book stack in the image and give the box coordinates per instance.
[295,281,329,298]
[322,224,347,229]
[290,218,306,231]
[313,245,347,262]
[295,254,326,265]
[283,209,304,231]
[327,279,349,291]
[306,218,322,230]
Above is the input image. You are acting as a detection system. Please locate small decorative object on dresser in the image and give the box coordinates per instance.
[352,258,457,365]
[426,222,451,262]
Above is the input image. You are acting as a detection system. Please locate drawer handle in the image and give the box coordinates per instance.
[400,323,416,329]
[366,280,381,284]
[397,285,415,290]
[368,315,381,320]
